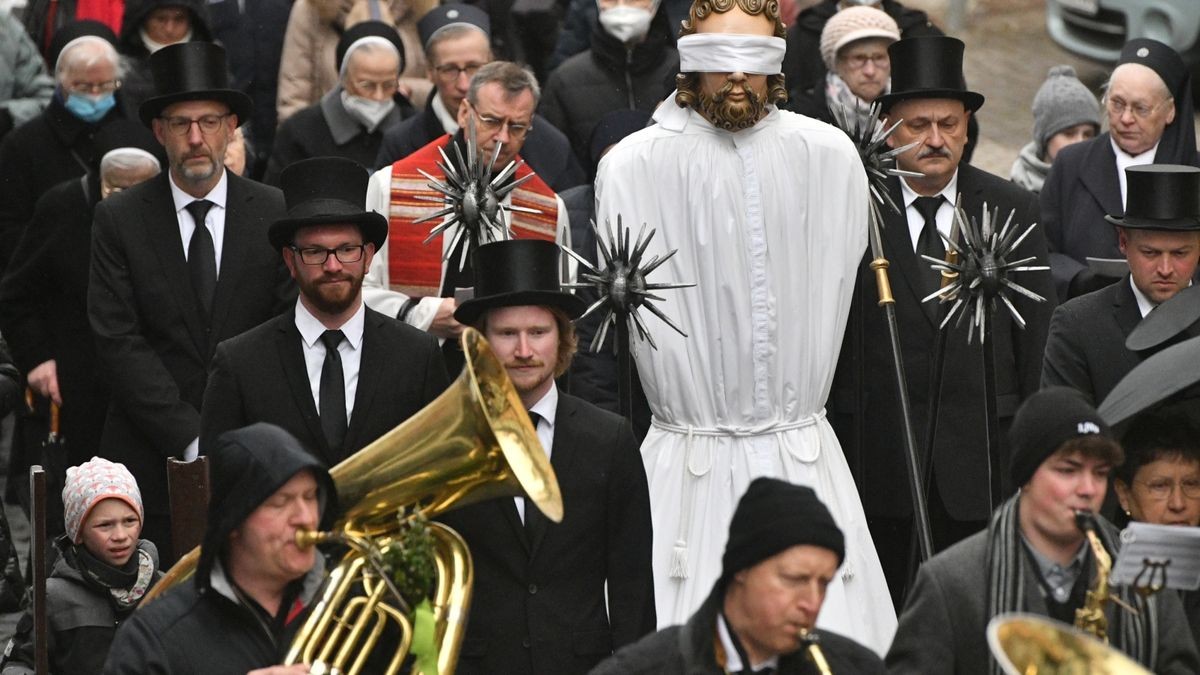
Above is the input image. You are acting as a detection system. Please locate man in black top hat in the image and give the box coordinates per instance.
[829,35,1056,604]
[200,156,449,466]
[435,239,654,675]
[372,4,584,192]
[1042,38,1200,302]
[593,478,886,674]
[88,41,293,561]
[1043,165,1200,405]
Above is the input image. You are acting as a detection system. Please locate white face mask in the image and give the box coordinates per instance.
[599,5,654,44]
[341,91,396,132]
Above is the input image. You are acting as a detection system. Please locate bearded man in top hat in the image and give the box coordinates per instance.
[200,156,449,466]
[88,41,294,561]
[1042,164,1200,405]
[593,0,896,653]
[1041,38,1200,301]
[828,35,1055,605]
[436,238,655,675]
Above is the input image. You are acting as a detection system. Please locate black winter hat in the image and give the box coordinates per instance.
[269,157,388,251]
[454,239,586,325]
[417,3,491,47]
[1009,388,1114,489]
[720,478,844,587]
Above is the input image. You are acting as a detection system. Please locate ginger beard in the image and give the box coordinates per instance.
[698,78,766,131]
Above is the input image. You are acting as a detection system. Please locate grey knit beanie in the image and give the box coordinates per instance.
[1032,65,1100,157]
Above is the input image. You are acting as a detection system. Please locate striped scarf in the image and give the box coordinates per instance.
[984,494,1157,675]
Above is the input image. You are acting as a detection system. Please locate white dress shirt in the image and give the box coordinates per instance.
[169,170,229,272]
[515,382,557,523]
[431,94,459,136]
[901,172,960,252]
[295,299,366,423]
[718,613,780,673]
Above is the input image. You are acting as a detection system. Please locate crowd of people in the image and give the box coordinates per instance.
[0,0,1197,672]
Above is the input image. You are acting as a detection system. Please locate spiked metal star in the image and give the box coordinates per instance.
[921,203,1049,344]
[829,101,922,221]
[413,116,540,272]
[562,216,694,351]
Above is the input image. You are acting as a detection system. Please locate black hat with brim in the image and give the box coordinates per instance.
[1104,164,1200,231]
[139,42,253,127]
[876,36,984,113]
[454,240,586,325]
[1101,334,1200,428]
[268,157,387,251]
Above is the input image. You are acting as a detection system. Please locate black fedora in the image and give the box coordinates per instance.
[877,36,984,112]
[454,240,586,325]
[1104,165,1200,231]
[268,157,387,251]
[138,42,253,127]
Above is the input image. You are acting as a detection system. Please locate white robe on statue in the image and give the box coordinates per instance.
[595,105,897,655]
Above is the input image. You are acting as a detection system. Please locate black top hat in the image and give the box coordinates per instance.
[1104,165,1200,231]
[417,3,491,47]
[138,42,253,127]
[877,36,984,112]
[454,240,586,325]
[336,21,406,74]
[268,157,387,251]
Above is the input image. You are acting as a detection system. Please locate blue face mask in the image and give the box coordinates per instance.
[64,93,116,123]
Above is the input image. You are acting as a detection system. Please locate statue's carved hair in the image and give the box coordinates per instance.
[674,0,788,108]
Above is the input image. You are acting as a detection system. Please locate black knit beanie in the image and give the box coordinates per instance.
[1009,387,1114,489]
[720,478,844,587]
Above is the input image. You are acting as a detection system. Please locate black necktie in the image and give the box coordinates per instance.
[913,195,946,307]
[523,411,543,540]
[185,200,217,319]
[319,330,347,454]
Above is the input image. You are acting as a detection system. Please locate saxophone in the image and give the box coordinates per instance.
[798,628,833,675]
[1073,510,1111,643]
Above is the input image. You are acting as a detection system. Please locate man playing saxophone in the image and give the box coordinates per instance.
[591,478,885,674]
[887,387,1200,674]
[102,423,336,674]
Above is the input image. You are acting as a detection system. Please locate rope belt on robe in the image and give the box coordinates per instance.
[651,410,843,580]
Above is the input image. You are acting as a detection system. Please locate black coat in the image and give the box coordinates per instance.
[1040,132,1200,300]
[591,583,886,675]
[264,91,415,186]
[437,391,656,675]
[538,12,677,166]
[0,175,108,463]
[1040,276,1145,405]
[374,95,587,192]
[200,306,449,466]
[0,95,129,273]
[782,0,941,96]
[829,166,1056,521]
[87,172,294,540]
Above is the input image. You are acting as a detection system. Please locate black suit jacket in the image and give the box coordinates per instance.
[88,171,293,517]
[1041,276,1144,405]
[830,165,1056,521]
[437,391,655,675]
[199,306,449,465]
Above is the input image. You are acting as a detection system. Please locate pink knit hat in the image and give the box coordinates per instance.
[62,457,143,544]
[819,6,901,70]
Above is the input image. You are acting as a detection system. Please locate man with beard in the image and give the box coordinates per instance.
[88,42,293,560]
[200,156,448,466]
[437,238,654,674]
[364,60,571,374]
[829,36,1054,605]
[593,0,897,654]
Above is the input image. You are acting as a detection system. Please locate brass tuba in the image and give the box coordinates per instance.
[146,328,562,675]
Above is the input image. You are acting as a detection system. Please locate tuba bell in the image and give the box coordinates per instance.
[145,328,561,675]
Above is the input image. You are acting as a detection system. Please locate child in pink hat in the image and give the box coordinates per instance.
[1,457,162,673]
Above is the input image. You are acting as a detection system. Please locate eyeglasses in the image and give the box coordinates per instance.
[1134,477,1200,500]
[1105,96,1171,120]
[470,105,531,140]
[434,63,483,80]
[841,53,889,70]
[159,114,231,136]
[352,78,399,97]
[67,79,120,95]
[290,244,366,265]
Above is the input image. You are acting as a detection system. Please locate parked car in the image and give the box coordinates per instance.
[1046,0,1200,66]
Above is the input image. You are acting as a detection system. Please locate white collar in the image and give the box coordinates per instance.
[1128,275,1193,318]
[432,94,460,135]
[169,168,228,213]
[294,298,366,350]
[717,613,779,672]
[900,170,959,208]
[526,381,559,426]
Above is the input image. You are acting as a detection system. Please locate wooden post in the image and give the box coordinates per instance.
[167,457,210,563]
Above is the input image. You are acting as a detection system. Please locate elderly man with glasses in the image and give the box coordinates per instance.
[88,42,294,563]
[1041,38,1200,301]
[364,60,572,375]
